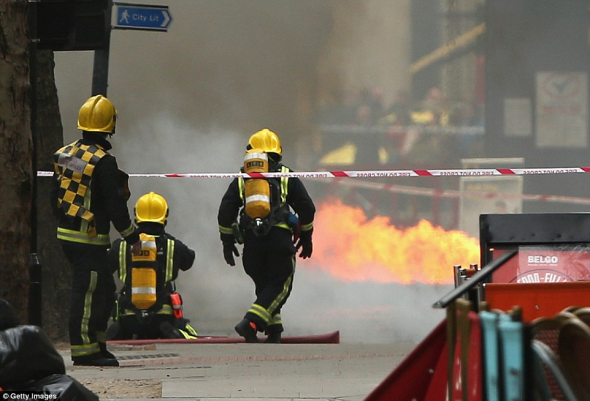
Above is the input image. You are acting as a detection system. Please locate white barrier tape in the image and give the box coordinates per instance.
[320,179,590,206]
[36,166,590,179]
[319,124,485,136]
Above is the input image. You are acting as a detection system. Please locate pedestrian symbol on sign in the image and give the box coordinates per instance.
[120,9,130,24]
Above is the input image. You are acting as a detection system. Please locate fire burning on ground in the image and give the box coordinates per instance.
[305,199,480,285]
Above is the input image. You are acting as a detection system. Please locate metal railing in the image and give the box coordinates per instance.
[432,249,518,309]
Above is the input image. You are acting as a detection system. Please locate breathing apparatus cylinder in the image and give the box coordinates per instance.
[131,233,158,310]
[243,148,271,219]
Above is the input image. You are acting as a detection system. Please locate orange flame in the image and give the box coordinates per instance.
[304,199,480,284]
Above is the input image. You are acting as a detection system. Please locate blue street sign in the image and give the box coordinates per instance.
[114,3,172,31]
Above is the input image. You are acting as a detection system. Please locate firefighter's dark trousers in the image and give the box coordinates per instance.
[242,226,296,333]
[61,241,116,359]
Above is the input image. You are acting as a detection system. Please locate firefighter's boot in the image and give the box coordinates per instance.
[265,332,281,343]
[265,327,282,343]
[160,321,183,339]
[99,342,117,360]
[235,318,259,343]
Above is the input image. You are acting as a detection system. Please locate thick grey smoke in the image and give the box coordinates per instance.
[53,1,447,343]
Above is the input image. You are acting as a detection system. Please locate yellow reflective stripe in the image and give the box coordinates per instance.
[121,306,174,315]
[71,342,100,357]
[219,225,233,235]
[248,303,272,323]
[118,241,128,282]
[275,166,290,230]
[268,255,295,314]
[179,328,198,339]
[238,177,244,201]
[57,228,110,245]
[120,223,135,238]
[179,329,197,339]
[156,304,173,315]
[113,299,120,321]
[80,217,89,235]
[301,222,314,231]
[280,166,289,204]
[84,179,93,209]
[183,323,198,337]
[270,314,282,325]
[166,239,174,282]
[121,306,175,315]
[81,271,98,344]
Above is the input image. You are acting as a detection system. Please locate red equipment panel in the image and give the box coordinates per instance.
[485,282,590,322]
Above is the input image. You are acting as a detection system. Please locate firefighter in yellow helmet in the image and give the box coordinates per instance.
[51,95,141,366]
[217,129,315,343]
[107,192,197,340]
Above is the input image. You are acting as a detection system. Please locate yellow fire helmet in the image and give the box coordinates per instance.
[135,192,169,225]
[77,95,117,134]
[248,129,282,158]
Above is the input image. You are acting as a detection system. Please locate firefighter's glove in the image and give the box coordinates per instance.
[296,229,313,259]
[223,241,240,266]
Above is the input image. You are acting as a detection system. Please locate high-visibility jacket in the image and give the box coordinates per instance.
[51,132,138,247]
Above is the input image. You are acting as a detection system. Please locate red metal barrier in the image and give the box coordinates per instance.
[365,319,448,401]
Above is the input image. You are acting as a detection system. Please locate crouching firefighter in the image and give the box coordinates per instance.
[107,192,198,340]
[217,128,316,343]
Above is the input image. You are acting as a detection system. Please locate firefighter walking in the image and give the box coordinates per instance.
[217,129,315,343]
[108,192,197,340]
[51,95,141,366]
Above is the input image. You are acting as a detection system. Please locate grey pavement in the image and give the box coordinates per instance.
[61,340,417,401]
